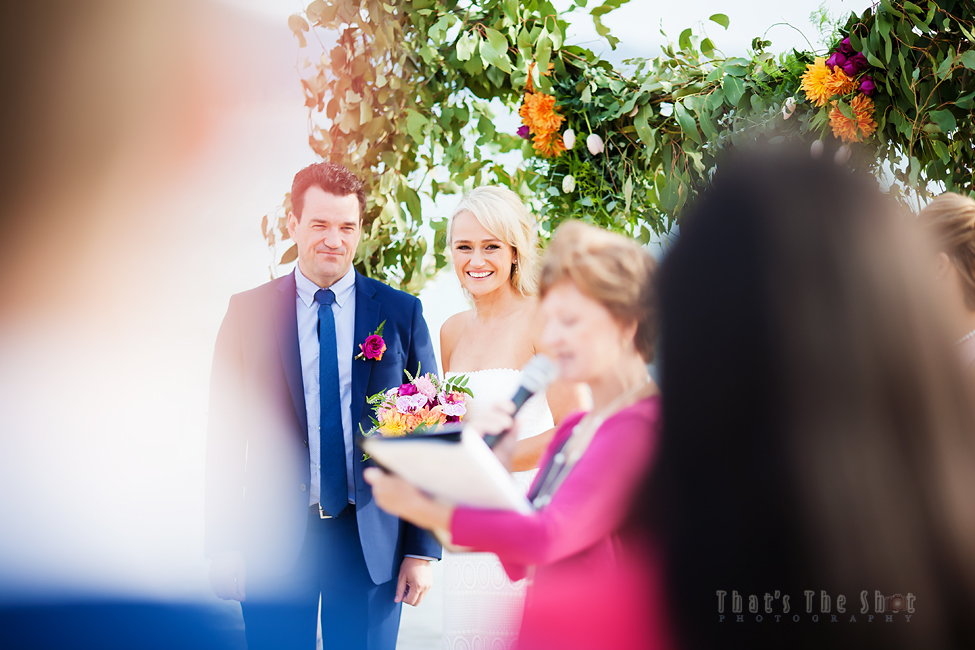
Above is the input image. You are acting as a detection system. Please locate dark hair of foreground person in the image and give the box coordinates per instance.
[632,149,975,650]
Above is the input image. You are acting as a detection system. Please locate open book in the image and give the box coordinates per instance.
[360,427,533,515]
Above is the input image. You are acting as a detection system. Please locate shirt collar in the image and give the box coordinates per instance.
[294,264,356,309]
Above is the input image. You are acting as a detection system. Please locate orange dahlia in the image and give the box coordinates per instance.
[829,94,877,143]
[532,131,567,158]
[519,91,566,158]
[520,92,565,135]
[824,67,857,97]
[800,57,832,108]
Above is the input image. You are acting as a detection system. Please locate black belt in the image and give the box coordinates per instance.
[311,503,352,519]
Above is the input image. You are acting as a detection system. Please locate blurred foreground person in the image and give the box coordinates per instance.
[0,1,249,649]
[921,192,975,376]
[637,150,975,650]
[366,222,670,650]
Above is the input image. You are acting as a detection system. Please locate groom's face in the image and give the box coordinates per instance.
[288,186,361,288]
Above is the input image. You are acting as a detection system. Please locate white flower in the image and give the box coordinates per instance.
[810,139,824,159]
[563,129,576,150]
[834,145,851,165]
[782,97,796,120]
[562,175,576,193]
[587,133,604,155]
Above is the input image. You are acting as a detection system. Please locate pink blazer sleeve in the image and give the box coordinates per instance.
[450,397,661,581]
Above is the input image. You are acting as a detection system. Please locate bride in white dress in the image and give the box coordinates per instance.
[439,187,587,650]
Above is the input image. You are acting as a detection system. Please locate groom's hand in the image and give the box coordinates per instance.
[395,557,433,607]
[208,551,246,601]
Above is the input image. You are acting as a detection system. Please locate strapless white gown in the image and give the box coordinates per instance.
[442,369,555,650]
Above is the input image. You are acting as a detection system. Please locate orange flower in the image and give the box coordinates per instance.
[520,92,565,135]
[829,94,877,143]
[824,67,857,98]
[532,131,567,158]
[519,91,566,158]
[800,57,832,108]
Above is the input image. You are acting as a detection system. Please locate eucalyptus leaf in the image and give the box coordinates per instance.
[928,109,957,134]
[674,101,701,144]
[709,13,729,29]
[722,75,745,106]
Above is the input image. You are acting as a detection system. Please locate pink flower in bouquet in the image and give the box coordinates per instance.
[361,334,386,361]
[396,393,428,413]
[398,382,418,396]
[414,375,437,398]
[445,391,464,404]
[440,402,467,418]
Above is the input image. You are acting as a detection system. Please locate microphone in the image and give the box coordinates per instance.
[483,354,560,449]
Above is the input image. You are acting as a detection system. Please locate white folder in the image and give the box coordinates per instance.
[360,428,532,515]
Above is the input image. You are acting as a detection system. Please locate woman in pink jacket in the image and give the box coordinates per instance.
[366,222,669,649]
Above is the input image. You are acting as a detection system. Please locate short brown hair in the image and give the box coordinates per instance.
[291,161,366,221]
[540,221,657,361]
[920,192,975,310]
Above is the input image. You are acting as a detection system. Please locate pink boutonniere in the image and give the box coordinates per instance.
[355,320,387,361]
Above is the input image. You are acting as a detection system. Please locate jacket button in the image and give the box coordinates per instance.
[300,484,307,492]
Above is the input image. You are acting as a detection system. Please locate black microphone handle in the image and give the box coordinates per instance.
[484,386,535,449]
[510,386,533,411]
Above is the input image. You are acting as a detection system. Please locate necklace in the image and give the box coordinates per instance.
[569,376,652,450]
[956,327,975,345]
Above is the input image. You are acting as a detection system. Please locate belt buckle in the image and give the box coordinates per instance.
[318,505,333,519]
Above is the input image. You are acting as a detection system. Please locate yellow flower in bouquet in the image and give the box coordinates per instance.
[376,409,409,437]
[829,94,877,143]
[800,57,832,108]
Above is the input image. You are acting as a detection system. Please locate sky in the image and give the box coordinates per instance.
[210,0,875,332]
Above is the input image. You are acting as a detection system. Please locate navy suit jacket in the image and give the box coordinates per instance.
[205,270,442,583]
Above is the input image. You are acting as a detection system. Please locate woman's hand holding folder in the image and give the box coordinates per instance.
[363,398,523,534]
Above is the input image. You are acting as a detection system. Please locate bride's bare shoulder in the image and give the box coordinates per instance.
[440,310,474,367]
[441,310,474,337]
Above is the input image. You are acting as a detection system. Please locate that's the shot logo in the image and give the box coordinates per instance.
[717,590,915,623]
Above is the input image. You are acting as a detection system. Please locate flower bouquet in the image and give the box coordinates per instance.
[363,369,472,438]
[800,37,878,144]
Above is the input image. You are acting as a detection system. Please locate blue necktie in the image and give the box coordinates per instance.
[316,288,347,516]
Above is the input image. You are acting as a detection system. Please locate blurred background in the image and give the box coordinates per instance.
[0,1,871,647]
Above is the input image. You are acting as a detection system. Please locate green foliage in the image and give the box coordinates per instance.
[266,0,975,292]
[843,0,975,204]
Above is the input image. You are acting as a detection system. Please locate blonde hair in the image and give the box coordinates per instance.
[540,221,658,361]
[920,192,975,310]
[449,186,540,296]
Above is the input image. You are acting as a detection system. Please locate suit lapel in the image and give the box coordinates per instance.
[273,271,308,435]
[352,272,380,429]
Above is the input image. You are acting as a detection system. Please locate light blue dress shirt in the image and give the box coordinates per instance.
[294,264,434,561]
[295,264,356,507]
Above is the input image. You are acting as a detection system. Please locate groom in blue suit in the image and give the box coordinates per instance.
[205,162,441,649]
